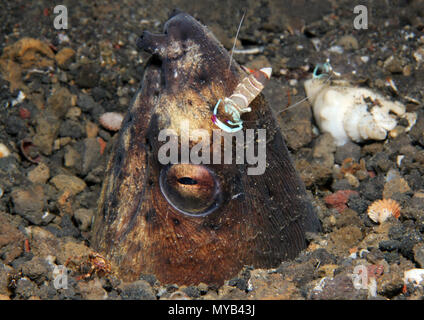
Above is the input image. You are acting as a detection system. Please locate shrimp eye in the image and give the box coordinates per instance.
[159,164,222,217]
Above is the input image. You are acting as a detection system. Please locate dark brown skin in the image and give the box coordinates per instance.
[92,11,320,286]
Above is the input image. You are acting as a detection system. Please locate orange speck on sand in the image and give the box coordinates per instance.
[349,247,358,255]
[24,239,30,252]
[97,137,107,155]
[57,190,72,215]
[402,284,407,294]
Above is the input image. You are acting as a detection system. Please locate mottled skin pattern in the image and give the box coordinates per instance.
[92,12,320,286]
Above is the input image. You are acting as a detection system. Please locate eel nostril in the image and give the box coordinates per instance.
[136,31,167,57]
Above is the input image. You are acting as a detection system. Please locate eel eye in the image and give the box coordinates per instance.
[159,164,222,217]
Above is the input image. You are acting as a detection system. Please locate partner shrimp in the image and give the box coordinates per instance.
[212,66,272,132]
[211,8,332,133]
[211,9,274,133]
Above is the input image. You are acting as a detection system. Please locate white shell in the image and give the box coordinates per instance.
[304,78,412,146]
[11,91,26,107]
[260,67,272,79]
[367,207,392,224]
[99,112,124,131]
[0,143,11,158]
[367,199,400,224]
[404,268,424,286]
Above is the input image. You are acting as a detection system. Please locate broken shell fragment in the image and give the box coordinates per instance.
[20,138,41,163]
[367,199,401,224]
[0,143,11,158]
[99,112,124,131]
[404,268,424,286]
[304,78,415,146]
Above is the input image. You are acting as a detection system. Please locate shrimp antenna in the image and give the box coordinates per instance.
[228,10,246,71]
[277,69,333,115]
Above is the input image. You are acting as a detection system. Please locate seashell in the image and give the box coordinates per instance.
[367,199,401,224]
[404,268,424,286]
[402,111,417,132]
[99,112,124,131]
[0,143,11,158]
[304,77,414,146]
[11,91,26,107]
[20,138,41,163]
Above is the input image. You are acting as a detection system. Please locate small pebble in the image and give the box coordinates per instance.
[47,87,73,119]
[413,243,424,268]
[27,163,50,184]
[76,63,100,88]
[55,47,75,69]
[85,121,99,138]
[383,55,403,74]
[66,107,82,119]
[337,35,359,50]
[119,280,155,300]
[383,178,411,199]
[50,174,87,196]
[73,208,94,231]
[11,185,47,225]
